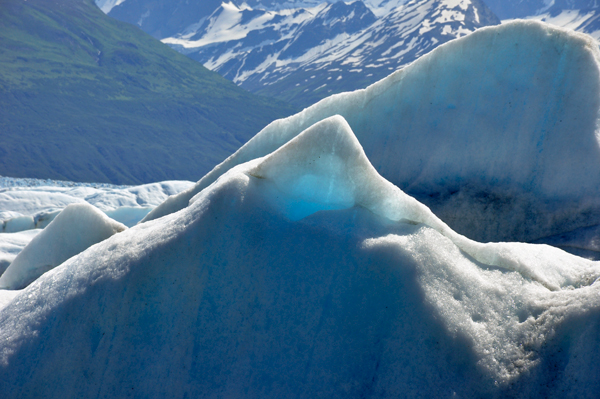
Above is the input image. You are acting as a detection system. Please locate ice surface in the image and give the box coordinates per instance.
[1,179,193,231]
[0,190,84,221]
[0,203,127,290]
[146,21,600,244]
[1,115,599,396]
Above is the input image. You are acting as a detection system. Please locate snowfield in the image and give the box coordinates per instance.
[1,20,600,397]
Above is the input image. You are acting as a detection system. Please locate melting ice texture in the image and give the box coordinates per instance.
[146,20,600,246]
[0,115,599,397]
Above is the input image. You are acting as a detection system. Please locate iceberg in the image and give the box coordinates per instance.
[144,20,600,245]
[0,203,126,290]
[0,115,599,397]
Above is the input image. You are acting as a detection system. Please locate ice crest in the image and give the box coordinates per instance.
[0,116,599,395]
[244,114,441,228]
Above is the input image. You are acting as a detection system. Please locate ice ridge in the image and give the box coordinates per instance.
[144,20,600,245]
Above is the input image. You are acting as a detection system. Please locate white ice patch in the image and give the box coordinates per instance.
[94,0,127,14]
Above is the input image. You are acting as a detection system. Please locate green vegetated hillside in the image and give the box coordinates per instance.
[0,0,297,184]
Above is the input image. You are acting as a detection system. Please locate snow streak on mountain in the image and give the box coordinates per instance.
[160,0,499,106]
[483,0,600,39]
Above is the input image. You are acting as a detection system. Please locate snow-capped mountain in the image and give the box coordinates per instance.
[161,0,499,106]
[100,0,389,20]
[530,8,600,40]
[98,0,600,107]
[103,0,329,38]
